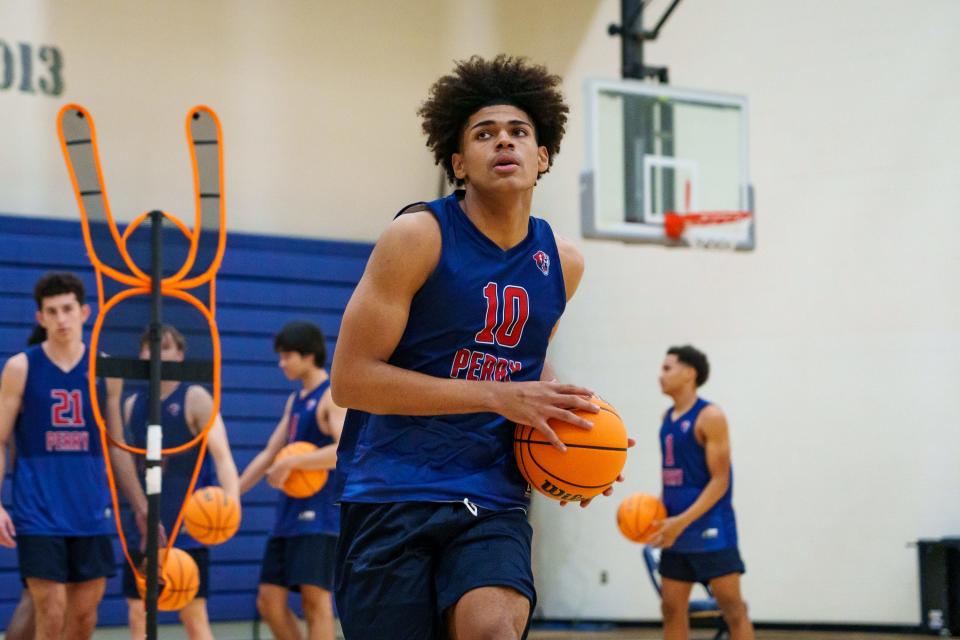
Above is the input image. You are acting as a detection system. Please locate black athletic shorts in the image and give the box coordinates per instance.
[659,547,745,585]
[259,533,337,592]
[335,501,536,639]
[18,534,116,583]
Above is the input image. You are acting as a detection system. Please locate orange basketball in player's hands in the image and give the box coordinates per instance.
[617,492,666,543]
[514,397,629,503]
[274,441,327,498]
[183,486,240,545]
[135,547,200,611]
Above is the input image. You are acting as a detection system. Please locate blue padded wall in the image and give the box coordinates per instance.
[0,213,371,627]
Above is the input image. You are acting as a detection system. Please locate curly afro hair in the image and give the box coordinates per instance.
[418,55,569,186]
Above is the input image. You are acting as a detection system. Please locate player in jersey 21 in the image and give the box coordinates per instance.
[331,55,630,639]
[239,321,345,640]
[653,345,754,640]
[0,272,144,640]
[120,324,240,640]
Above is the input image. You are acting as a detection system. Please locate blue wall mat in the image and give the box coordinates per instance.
[0,213,371,627]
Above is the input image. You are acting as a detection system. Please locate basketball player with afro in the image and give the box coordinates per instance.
[332,55,631,639]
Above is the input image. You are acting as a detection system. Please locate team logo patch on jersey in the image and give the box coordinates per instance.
[680,420,692,433]
[167,403,181,417]
[532,250,550,276]
[306,399,317,411]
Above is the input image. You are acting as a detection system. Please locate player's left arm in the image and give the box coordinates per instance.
[551,233,636,509]
[187,385,240,502]
[651,405,731,548]
[265,388,345,489]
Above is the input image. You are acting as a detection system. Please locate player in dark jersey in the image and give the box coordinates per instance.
[120,325,239,640]
[331,56,626,639]
[1,325,48,640]
[0,273,144,640]
[653,345,754,640]
[239,321,345,640]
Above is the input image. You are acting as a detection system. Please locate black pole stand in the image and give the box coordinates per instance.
[608,0,684,82]
[144,209,163,640]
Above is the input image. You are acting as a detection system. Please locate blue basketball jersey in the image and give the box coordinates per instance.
[12,345,113,536]
[337,191,567,511]
[125,384,214,549]
[660,398,738,552]
[273,380,340,537]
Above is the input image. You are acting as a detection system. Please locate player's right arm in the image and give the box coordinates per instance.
[0,354,26,547]
[238,394,294,495]
[331,212,596,450]
[108,382,149,525]
[117,392,166,545]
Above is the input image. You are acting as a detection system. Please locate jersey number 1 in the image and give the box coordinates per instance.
[664,434,675,466]
[475,283,530,348]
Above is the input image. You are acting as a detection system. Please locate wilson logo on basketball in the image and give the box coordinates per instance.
[538,480,583,503]
[532,250,550,276]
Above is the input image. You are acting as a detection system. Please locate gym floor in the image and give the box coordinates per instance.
[529,631,928,640]
[3,623,925,639]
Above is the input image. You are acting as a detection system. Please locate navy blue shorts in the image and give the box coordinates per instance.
[260,533,337,592]
[17,535,116,583]
[121,547,210,600]
[659,547,745,585]
[335,501,536,640]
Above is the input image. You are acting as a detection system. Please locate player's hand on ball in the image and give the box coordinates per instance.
[266,459,292,489]
[649,515,687,549]
[496,381,598,452]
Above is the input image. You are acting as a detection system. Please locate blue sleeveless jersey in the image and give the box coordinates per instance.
[337,191,566,511]
[273,380,340,537]
[125,384,214,549]
[12,345,113,536]
[660,398,738,552]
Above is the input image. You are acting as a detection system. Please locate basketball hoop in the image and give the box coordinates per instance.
[663,210,752,249]
[661,179,753,250]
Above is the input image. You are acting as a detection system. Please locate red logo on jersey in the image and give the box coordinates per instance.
[167,402,181,417]
[532,250,550,276]
[662,468,684,486]
[680,420,692,433]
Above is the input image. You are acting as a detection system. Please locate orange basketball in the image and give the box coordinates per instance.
[135,547,200,611]
[183,486,240,545]
[514,397,628,502]
[275,441,328,498]
[617,492,667,543]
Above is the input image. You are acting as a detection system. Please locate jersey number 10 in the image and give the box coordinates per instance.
[475,283,530,348]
